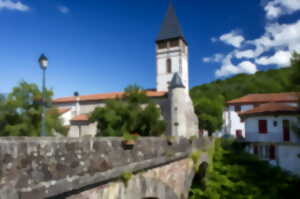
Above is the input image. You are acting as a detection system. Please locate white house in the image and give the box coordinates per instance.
[218,92,300,138]
[53,3,199,138]
[239,102,300,175]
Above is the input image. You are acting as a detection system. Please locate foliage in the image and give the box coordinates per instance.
[290,52,300,136]
[189,139,300,199]
[0,81,67,136]
[290,52,300,91]
[190,61,295,134]
[121,172,133,187]
[190,150,202,172]
[123,132,139,141]
[89,85,166,137]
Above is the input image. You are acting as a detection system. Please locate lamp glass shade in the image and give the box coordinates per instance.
[39,54,48,69]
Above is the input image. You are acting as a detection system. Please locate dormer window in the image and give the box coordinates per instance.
[167,59,172,73]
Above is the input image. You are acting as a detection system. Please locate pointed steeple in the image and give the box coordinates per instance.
[170,73,185,89]
[157,2,185,42]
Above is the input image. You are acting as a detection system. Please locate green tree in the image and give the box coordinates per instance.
[291,52,300,91]
[290,52,300,136]
[89,85,166,137]
[193,96,224,135]
[0,81,67,136]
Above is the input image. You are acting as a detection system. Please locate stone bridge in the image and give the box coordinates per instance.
[0,137,212,199]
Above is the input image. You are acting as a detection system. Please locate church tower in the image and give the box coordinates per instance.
[156,2,189,92]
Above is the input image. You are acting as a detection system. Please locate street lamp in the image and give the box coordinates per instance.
[39,54,48,136]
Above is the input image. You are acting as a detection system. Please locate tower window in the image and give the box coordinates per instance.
[167,59,172,73]
[170,39,179,47]
[157,41,167,49]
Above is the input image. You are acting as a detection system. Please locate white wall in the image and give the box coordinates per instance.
[169,87,198,138]
[59,109,73,126]
[69,122,97,137]
[156,40,189,92]
[278,144,300,175]
[245,115,299,143]
[219,104,254,137]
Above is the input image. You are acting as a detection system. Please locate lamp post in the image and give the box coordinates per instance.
[39,54,48,136]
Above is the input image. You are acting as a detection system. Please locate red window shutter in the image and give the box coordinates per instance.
[236,130,242,138]
[253,145,258,155]
[269,145,276,160]
[259,120,267,134]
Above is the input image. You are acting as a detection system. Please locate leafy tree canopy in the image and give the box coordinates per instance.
[0,81,67,136]
[89,85,166,137]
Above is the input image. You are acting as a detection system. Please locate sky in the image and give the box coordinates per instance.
[0,0,300,98]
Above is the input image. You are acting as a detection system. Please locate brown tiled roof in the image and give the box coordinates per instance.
[71,114,89,122]
[227,92,300,105]
[239,103,299,116]
[53,91,167,104]
[57,108,70,115]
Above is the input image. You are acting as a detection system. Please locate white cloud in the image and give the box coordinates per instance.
[215,54,257,77]
[264,0,300,19]
[0,0,29,11]
[235,49,256,59]
[219,31,245,48]
[203,53,224,63]
[255,50,291,67]
[251,20,300,57]
[58,5,70,14]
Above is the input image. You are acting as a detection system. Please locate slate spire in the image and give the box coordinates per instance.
[170,73,185,89]
[157,1,185,42]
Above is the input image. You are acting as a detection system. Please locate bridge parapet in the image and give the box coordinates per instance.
[0,136,211,199]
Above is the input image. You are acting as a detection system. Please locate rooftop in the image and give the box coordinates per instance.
[71,114,89,122]
[239,103,299,117]
[156,2,185,42]
[57,107,71,115]
[227,92,300,105]
[53,90,167,104]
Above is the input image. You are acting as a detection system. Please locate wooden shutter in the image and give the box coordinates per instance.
[236,130,242,138]
[259,120,267,134]
[269,145,276,160]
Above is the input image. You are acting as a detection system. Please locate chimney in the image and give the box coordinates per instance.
[74,91,80,116]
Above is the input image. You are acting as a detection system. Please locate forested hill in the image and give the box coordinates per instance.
[190,68,293,102]
[190,67,294,134]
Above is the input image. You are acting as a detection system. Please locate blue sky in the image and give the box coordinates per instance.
[0,0,300,98]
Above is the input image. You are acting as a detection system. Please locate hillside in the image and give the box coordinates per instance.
[190,68,294,134]
[191,68,293,102]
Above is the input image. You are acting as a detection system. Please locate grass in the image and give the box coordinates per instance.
[189,139,300,199]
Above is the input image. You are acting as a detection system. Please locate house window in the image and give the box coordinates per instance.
[240,117,244,123]
[236,130,242,138]
[269,145,276,160]
[273,121,278,127]
[167,59,172,73]
[254,104,260,108]
[253,144,258,155]
[234,105,241,112]
[258,120,267,134]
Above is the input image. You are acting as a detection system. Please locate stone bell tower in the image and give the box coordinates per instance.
[156,2,189,92]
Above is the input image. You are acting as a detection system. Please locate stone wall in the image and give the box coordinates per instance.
[0,136,211,199]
